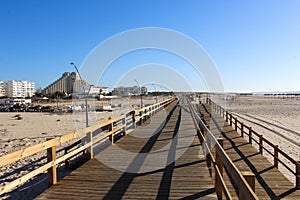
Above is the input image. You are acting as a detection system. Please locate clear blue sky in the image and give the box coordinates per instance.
[0,0,299,92]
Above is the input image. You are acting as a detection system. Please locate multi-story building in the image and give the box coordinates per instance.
[0,81,5,97]
[89,86,109,95]
[42,72,90,95]
[112,86,147,96]
[4,80,35,98]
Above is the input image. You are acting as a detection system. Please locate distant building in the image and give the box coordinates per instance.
[0,81,5,97]
[112,86,147,96]
[89,86,109,95]
[4,80,35,98]
[42,72,89,95]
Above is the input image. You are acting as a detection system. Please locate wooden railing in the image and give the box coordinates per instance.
[0,97,177,195]
[188,98,258,200]
[207,98,300,190]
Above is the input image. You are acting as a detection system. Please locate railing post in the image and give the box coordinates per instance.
[225,112,228,123]
[235,117,238,131]
[230,114,233,126]
[109,123,114,144]
[144,108,147,121]
[241,123,244,137]
[139,110,143,125]
[296,161,300,190]
[205,125,212,176]
[241,172,255,192]
[274,145,279,168]
[47,139,57,187]
[132,111,136,129]
[249,127,252,144]
[123,117,127,135]
[215,138,224,200]
[259,135,263,155]
[86,131,93,159]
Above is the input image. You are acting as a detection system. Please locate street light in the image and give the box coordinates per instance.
[134,79,143,108]
[152,83,158,103]
[70,62,89,127]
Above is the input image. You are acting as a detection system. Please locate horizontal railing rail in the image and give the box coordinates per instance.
[188,97,258,200]
[0,97,177,195]
[207,98,300,190]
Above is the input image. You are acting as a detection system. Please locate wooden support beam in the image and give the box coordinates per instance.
[259,135,263,155]
[274,145,279,168]
[47,139,57,187]
[86,132,93,159]
[215,138,224,200]
[139,111,143,125]
[249,127,253,144]
[132,111,136,129]
[108,123,114,144]
[241,123,244,137]
[296,161,300,190]
[241,172,255,192]
[235,117,238,131]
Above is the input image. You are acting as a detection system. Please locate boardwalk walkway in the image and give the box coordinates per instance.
[37,98,217,199]
[199,102,300,199]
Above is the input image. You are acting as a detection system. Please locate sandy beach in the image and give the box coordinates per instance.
[1,94,299,198]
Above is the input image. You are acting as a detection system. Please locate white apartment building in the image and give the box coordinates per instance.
[42,72,89,95]
[89,86,109,95]
[4,80,35,98]
[0,81,5,97]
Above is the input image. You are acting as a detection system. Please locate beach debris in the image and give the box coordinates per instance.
[0,129,7,134]
[14,114,23,120]
[41,132,48,135]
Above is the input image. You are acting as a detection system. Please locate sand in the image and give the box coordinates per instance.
[1,94,299,198]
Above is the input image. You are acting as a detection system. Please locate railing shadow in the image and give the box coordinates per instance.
[207,104,279,199]
[103,101,179,199]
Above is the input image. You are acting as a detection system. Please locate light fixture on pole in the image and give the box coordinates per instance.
[70,62,89,127]
[134,79,143,108]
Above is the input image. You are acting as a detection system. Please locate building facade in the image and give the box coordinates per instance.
[42,72,89,95]
[3,80,35,98]
[0,81,5,97]
[89,86,109,95]
[112,86,148,96]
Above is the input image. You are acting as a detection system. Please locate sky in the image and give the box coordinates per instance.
[0,0,300,93]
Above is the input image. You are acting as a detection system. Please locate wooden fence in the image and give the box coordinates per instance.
[207,98,300,190]
[188,98,258,200]
[0,97,177,195]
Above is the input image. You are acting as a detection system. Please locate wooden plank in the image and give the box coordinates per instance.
[36,97,217,199]
[200,102,300,199]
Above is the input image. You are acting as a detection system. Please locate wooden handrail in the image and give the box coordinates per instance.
[0,97,177,195]
[208,98,300,189]
[188,97,258,199]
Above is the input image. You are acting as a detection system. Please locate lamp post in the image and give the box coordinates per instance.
[70,62,89,127]
[134,79,143,108]
[152,83,158,103]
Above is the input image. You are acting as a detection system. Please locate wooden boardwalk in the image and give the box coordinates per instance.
[36,98,217,199]
[199,103,300,199]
